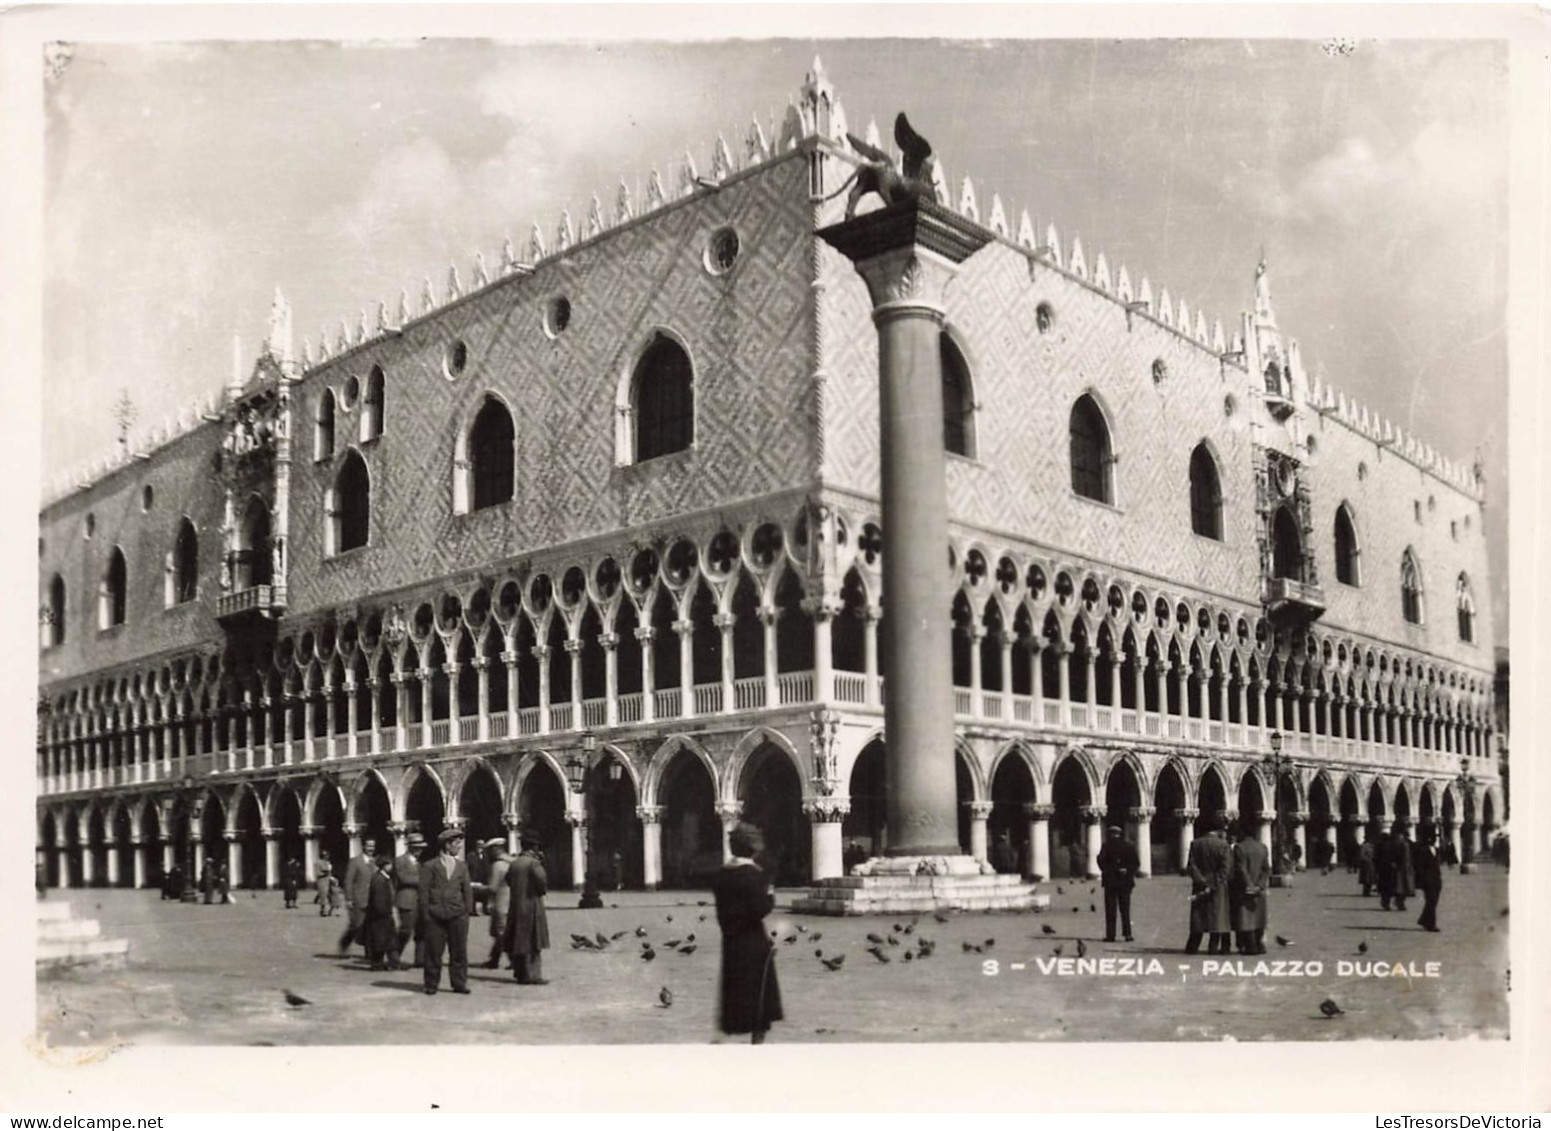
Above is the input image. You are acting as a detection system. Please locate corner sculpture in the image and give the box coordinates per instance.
[841,112,940,218]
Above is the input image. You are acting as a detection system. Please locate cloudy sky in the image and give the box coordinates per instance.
[41,35,1509,629]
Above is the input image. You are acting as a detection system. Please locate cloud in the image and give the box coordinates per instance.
[340,135,463,249]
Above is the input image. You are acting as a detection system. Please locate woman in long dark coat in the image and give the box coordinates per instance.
[712,823,783,1044]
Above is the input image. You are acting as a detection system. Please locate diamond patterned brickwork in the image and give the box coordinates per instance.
[285,156,820,619]
[39,425,228,685]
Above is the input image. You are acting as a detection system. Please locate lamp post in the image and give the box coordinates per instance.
[565,730,603,908]
[1455,754,1476,874]
[180,775,203,903]
[1264,731,1291,885]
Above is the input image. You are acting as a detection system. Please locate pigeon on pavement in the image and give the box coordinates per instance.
[665,939,682,949]
[283,990,311,1008]
[679,944,697,955]
[1053,945,1064,957]
[658,986,673,1008]
[1319,998,1344,1017]
[867,933,886,945]
[821,955,846,971]
[1076,939,1087,958]
[1041,924,1057,935]
[1357,940,1368,955]
[641,946,657,961]
[594,932,610,948]
[933,911,950,923]
[1276,935,1292,947]
[867,946,891,963]
[635,926,648,938]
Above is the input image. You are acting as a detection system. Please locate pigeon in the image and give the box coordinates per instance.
[594,932,610,948]
[1089,887,1096,895]
[867,946,891,963]
[784,934,798,945]
[808,932,821,943]
[1357,940,1368,955]
[635,926,648,938]
[903,951,914,963]
[1041,924,1057,935]
[697,900,708,907]
[961,941,976,952]
[679,944,697,956]
[686,933,696,943]
[283,990,311,1008]
[698,913,708,922]
[641,947,656,961]
[570,932,590,945]
[902,922,915,935]
[815,949,823,958]
[892,923,904,934]
[1076,939,1087,958]
[933,911,950,923]
[1072,906,1080,914]
[984,938,995,949]
[1276,935,1292,947]
[866,932,886,945]
[1056,885,1065,895]
[821,955,846,971]
[665,915,673,923]
[886,936,899,947]
[665,939,682,949]
[610,930,628,941]
[1053,945,1064,957]
[1089,904,1097,913]
[797,925,808,934]
[1319,998,1344,1018]
[1501,908,1510,917]
[658,986,673,1008]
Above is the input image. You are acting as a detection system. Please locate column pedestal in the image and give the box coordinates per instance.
[804,799,848,881]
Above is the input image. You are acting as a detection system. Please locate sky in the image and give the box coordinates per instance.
[40,36,1510,632]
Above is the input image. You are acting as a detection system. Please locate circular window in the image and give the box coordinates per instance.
[445,339,468,378]
[342,375,360,409]
[1035,302,1055,334]
[1224,394,1237,418]
[141,484,154,512]
[544,296,572,338]
[84,513,95,539]
[706,227,740,275]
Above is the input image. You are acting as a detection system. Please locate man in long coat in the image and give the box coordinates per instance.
[1096,825,1140,942]
[1377,825,1416,911]
[1412,822,1443,931]
[362,855,398,971]
[338,837,376,955]
[478,839,513,970]
[1185,816,1232,955]
[1230,822,1271,955]
[419,828,473,995]
[504,833,550,985]
[393,832,425,968]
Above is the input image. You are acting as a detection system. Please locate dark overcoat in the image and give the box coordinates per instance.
[1411,840,1443,896]
[712,861,784,1035]
[1376,834,1417,898]
[1229,837,1271,932]
[1097,837,1140,891]
[363,869,398,955]
[1187,832,1232,934]
[503,852,550,956]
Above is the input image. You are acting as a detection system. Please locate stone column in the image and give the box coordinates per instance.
[105,841,121,887]
[302,694,317,762]
[1084,650,1098,719]
[81,842,96,887]
[503,814,519,856]
[475,658,491,741]
[419,668,434,748]
[131,838,147,889]
[225,832,241,893]
[1269,682,1284,735]
[534,645,553,734]
[1152,662,1167,723]
[346,824,361,861]
[264,830,281,889]
[967,800,993,862]
[600,635,618,727]
[715,801,744,863]
[1081,806,1104,878]
[820,199,989,858]
[715,613,737,713]
[392,675,409,752]
[637,805,663,890]
[1256,812,1274,852]
[564,640,584,722]
[1111,659,1124,730]
[1177,808,1198,874]
[967,625,985,716]
[1057,645,1073,725]
[1030,641,1045,721]
[1130,806,1155,877]
[502,651,520,732]
[635,628,656,723]
[1000,636,1017,718]
[759,609,780,708]
[1025,803,1053,880]
[1291,810,1309,871]
[804,798,849,881]
[568,816,587,888]
[1446,820,1463,869]
[162,842,176,880]
[806,598,835,704]
[863,606,882,707]
[674,621,694,718]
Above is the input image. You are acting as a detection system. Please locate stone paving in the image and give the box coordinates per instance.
[34,863,1508,1046]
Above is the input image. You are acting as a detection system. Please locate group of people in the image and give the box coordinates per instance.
[322,827,554,994]
[1355,822,1446,931]
[1183,816,1275,955]
[157,856,231,903]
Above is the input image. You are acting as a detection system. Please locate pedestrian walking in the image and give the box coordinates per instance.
[1184,816,1232,955]
[1358,832,1377,896]
[1377,825,1415,911]
[419,828,473,995]
[282,857,302,909]
[1096,825,1139,942]
[217,857,231,904]
[338,837,376,956]
[478,839,513,970]
[363,855,398,970]
[504,833,551,985]
[315,856,335,916]
[712,822,783,1044]
[1413,822,1443,932]
[1229,822,1270,955]
[393,832,425,969]
[201,856,216,904]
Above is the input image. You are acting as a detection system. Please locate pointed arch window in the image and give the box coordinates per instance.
[327,451,371,555]
[1188,443,1222,540]
[1271,506,1303,580]
[43,574,65,647]
[99,547,127,630]
[234,497,273,589]
[1456,572,1475,643]
[170,518,198,605]
[941,332,976,458]
[1069,395,1113,504]
[1401,549,1424,625]
[1334,503,1361,586]
[469,396,515,511]
[315,389,336,462]
[632,334,693,462]
[361,365,384,442]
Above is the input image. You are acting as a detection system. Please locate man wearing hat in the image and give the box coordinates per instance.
[504,831,551,985]
[338,836,377,957]
[1096,824,1140,943]
[393,831,426,969]
[1412,822,1444,932]
[419,827,474,994]
[477,838,514,970]
[1376,822,1416,912]
[1184,815,1232,955]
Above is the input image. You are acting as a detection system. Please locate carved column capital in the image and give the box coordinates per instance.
[1129,806,1156,822]
[803,798,851,824]
[714,801,744,826]
[1080,805,1106,823]
[1023,803,1055,821]
[635,805,663,826]
[965,800,995,820]
[1176,808,1200,822]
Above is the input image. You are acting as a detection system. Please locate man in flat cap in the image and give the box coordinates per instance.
[392,831,426,969]
[419,827,473,995]
[505,831,551,985]
[1096,824,1140,943]
[477,838,513,970]
[1185,815,1232,955]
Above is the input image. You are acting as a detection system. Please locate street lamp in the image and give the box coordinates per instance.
[1455,754,1476,874]
[1264,731,1289,880]
[565,730,604,908]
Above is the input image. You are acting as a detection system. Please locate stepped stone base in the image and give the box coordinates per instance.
[792,857,1049,916]
[36,900,129,973]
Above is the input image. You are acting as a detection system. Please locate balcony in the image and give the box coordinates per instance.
[216,585,284,621]
[1263,576,1326,626]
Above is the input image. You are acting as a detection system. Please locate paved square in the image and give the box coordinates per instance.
[36,864,1507,1045]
